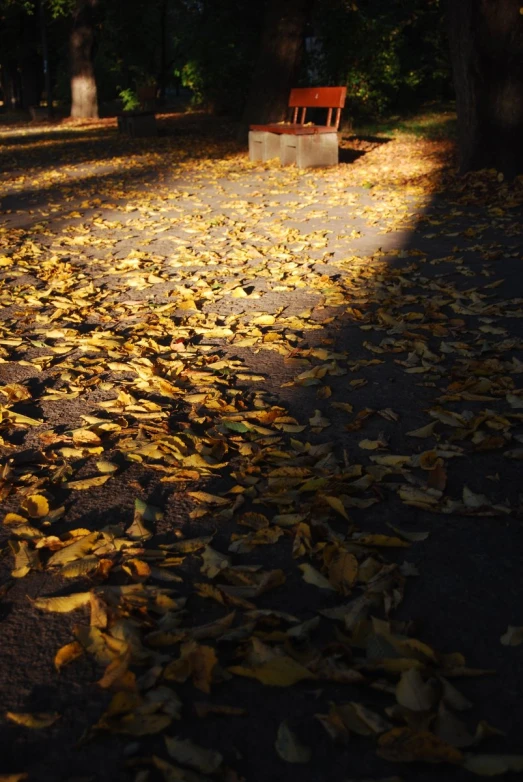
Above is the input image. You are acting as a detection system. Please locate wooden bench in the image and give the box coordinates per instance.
[249,86,347,168]
[118,85,158,137]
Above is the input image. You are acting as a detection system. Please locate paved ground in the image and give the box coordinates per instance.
[0,114,523,782]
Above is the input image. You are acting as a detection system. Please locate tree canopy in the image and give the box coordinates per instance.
[0,0,450,120]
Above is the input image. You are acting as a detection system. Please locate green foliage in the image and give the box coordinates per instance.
[118,87,140,111]
[176,61,205,106]
[1,0,451,119]
[308,0,451,120]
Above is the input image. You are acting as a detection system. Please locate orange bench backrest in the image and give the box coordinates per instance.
[288,87,346,129]
[288,87,347,109]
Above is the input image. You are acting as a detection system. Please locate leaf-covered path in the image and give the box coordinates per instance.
[1,115,523,782]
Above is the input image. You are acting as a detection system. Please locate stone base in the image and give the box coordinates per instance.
[280,132,338,168]
[248,130,281,162]
[118,112,157,137]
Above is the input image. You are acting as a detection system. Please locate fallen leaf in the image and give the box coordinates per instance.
[275,721,311,763]
[299,563,336,590]
[500,626,523,646]
[5,712,60,729]
[54,641,84,671]
[377,727,463,764]
[20,495,49,519]
[32,592,91,613]
[463,754,523,776]
[229,655,314,686]
[65,475,111,490]
[164,736,223,774]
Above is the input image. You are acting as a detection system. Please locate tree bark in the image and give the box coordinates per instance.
[158,0,168,106]
[70,0,98,118]
[238,0,311,141]
[448,0,523,177]
[38,0,53,117]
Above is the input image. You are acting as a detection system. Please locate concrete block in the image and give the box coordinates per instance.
[249,130,281,162]
[280,132,339,168]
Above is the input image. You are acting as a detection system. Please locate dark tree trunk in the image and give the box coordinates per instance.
[448,0,523,177]
[238,0,311,141]
[39,0,53,117]
[158,0,168,106]
[70,0,98,118]
[1,63,22,111]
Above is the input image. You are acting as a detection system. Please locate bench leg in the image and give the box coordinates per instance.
[249,131,280,162]
[280,133,339,168]
[279,134,298,166]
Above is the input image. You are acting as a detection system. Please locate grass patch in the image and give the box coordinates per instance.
[346,104,457,141]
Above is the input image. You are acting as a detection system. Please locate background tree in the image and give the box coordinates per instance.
[1,0,452,131]
[447,0,523,177]
[239,0,312,138]
[69,0,98,117]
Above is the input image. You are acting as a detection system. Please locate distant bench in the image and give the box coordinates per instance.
[249,86,347,168]
[117,85,158,137]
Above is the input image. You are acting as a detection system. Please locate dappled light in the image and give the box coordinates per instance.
[1,114,523,782]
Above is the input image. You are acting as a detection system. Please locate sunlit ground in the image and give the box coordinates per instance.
[1,112,523,780]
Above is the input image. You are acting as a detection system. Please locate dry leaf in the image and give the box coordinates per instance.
[500,626,523,646]
[5,712,60,729]
[32,592,91,613]
[164,736,223,774]
[275,721,311,763]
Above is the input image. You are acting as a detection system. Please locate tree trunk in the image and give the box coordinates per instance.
[448,0,523,177]
[38,0,53,117]
[158,0,167,106]
[70,0,98,118]
[238,0,311,141]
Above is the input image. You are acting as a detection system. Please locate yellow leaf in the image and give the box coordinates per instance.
[164,737,223,774]
[54,641,84,671]
[378,727,463,764]
[47,531,99,566]
[9,539,40,578]
[72,428,102,446]
[122,558,151,581]
[275,721,311,763]
[65,475,111,490]
[500,626,523,647]
[0,407,42,426]
[299,563,336,590]
[3,513,28,525]
[359,439,383,450]
[328,551,358,594]
[463,754,523,776]
[96,460,118,474]
[60,556,100,579]
[187,491,230,506]
[353,534,410,548]
[5,712,60,729]
[21,494,49,519]
[324,495,350,521]
[164,642,217,693]
[396,669,437,711]
[251,314,275,326]
[229,656,314,686]
[419,450,442,470]
[407,422,438,438]
[32,592,91,613]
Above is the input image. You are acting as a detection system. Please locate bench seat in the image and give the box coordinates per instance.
[250,123,338,135]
